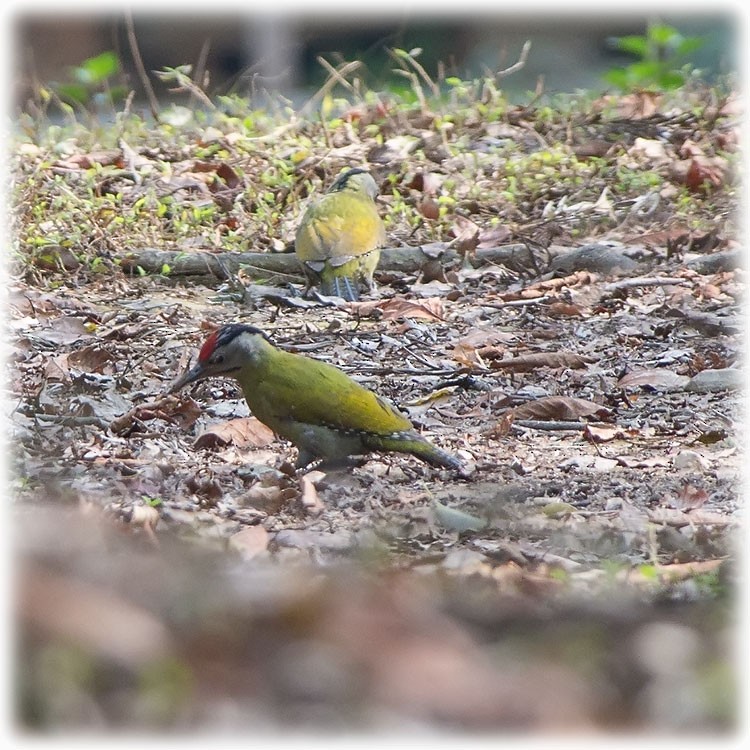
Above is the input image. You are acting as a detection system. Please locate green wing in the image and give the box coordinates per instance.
[240,349,411,436]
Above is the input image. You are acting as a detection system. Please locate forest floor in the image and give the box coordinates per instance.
[9,78,743,733]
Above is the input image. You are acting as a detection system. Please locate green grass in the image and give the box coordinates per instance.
[11,51,739,285]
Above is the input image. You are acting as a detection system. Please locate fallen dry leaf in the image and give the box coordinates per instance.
[68,345,116,373]
[545,302,587,318]
[682,509,735,526]
[668,484,709,511]
[494,272,598,303]
[492,352,595,372]
[376,296,445,322]
[512,396,613,422]
[451,341,488,368]
[583,424,627,443]
[485,411,515,439]
[683,157,727,192]
[53,149,122,171]
[477,224,513,248]
[44,353,71,382]
[594,91,661,119]
[647,507,692,527]
[229,525,269,560]
[194,417,275,449]
[110,395,201,434]
[448,215,480,256]
[19,563,172,666]
[617,369,690,391]
[673,140,728,193]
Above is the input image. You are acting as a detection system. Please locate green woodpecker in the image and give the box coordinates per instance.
[170,324,462,471]
[295,168,386,301]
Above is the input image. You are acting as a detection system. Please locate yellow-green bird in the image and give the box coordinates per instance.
[295,168,386,301]
[170,324,463,472]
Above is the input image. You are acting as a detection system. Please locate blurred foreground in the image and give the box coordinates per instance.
[15,502,735,734]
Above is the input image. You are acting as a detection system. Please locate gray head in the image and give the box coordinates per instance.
[328,168,379,200]
[169,324,272,392]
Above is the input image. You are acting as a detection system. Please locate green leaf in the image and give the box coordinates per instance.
[648,24,679,46]
[602,69,629,89]
[613,35,648,57]
[56,83,89,104]
[658,70,686,89]
[629,60,662,80]
[74,51,120,85]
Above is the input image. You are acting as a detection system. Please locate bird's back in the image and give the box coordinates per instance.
[296,191,384,263]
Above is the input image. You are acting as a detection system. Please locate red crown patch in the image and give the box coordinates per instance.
[198,330,221,363]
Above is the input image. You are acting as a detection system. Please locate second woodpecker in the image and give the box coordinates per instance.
[295,168,385,301]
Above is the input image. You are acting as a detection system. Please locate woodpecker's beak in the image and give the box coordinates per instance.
[169,361,207,394]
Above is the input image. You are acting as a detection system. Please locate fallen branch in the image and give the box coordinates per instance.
[483,295,552,309]
[119,244,533,280]
[512,419,592,431]
[32,414,109,429]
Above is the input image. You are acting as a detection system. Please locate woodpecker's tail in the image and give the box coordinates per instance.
[320,275,360,301]
[365,431,465,471]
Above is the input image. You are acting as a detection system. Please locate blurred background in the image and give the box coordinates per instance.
[11,10,737,109]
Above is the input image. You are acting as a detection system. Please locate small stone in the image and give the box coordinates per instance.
[685,368,741,393]
[673,450,709,471]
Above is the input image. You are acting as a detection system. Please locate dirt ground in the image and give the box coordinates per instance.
[11,236,742,732]
[9,83,743,732]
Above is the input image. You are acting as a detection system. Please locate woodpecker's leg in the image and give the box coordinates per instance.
[295,449,316,470]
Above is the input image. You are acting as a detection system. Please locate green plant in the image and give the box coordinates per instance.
[53,51,126,108]
[604,22,704,91]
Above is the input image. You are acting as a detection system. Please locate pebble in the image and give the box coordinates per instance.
[672,450,709,471]
[685,368,741,393]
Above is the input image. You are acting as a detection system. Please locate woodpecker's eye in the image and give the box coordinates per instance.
[212,354,224,365]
